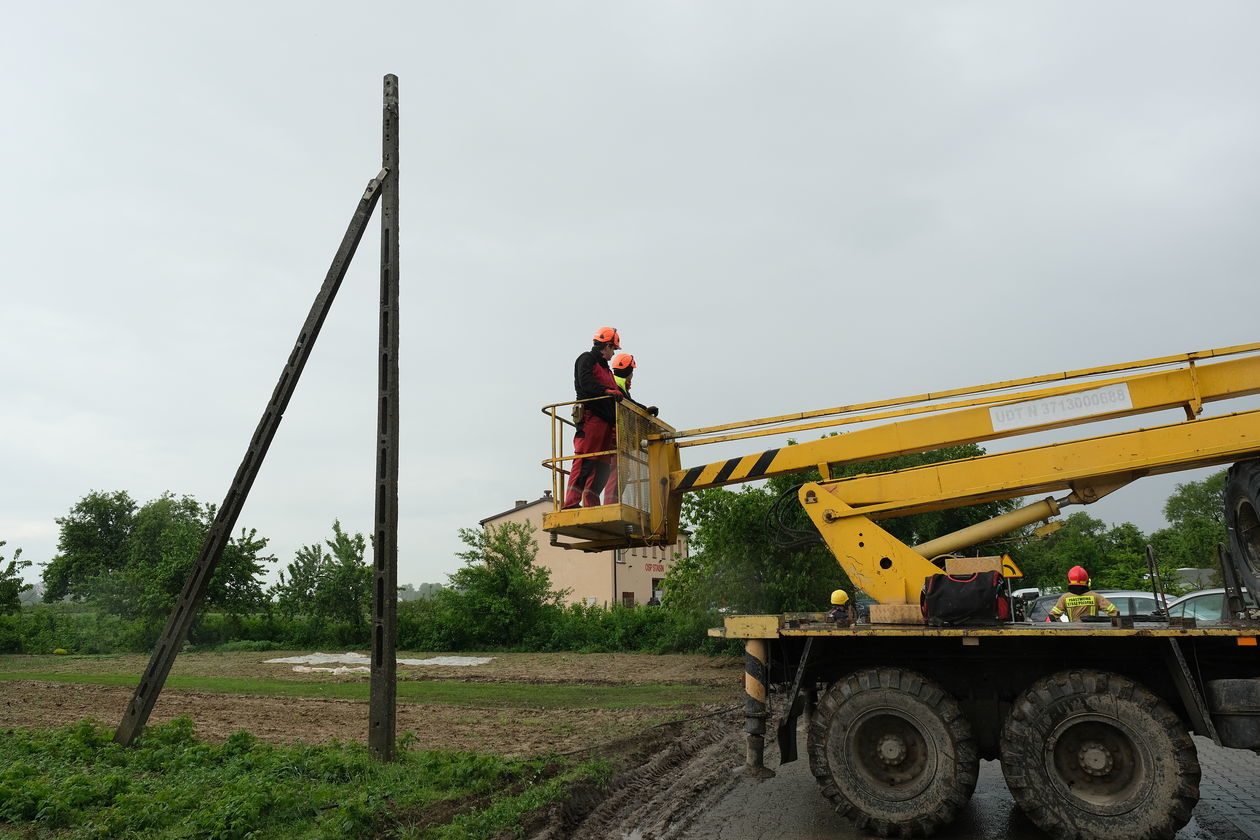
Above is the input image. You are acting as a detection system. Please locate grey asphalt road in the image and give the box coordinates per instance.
[675,737,1260,840]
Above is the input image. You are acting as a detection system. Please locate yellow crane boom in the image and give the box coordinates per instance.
[542,342,1260,601]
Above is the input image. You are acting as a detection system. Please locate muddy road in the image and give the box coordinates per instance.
[539,723,1260,840]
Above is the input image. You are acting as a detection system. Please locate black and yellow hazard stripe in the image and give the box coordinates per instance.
[675,447,781,492]
[743,639,769,727]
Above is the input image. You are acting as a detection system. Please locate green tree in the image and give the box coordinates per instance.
[398,582,445,601]
[42,490,137,602]
[271,521,372,629]
[668,444,1015,614]
[313,521,371,629]
[1013,512,1184,595]
[1016,512,1110,590]
[438,521,565,648]
[0,541,32,615]
[1149,471,1227,579]
[273,544,323,620]
[44,491,272,619]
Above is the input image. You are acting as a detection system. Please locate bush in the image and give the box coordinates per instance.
[213,639,287,652]
[8,604,157,654]
[0,613,19,654]
[0,596,734,657]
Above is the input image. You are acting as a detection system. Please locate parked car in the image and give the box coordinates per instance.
[1097,590,1165,620]
[1025,593,1061,623]
[1023,590,1164,622]
[1163,588,1257,623]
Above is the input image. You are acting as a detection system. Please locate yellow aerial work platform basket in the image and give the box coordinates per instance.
[540,398,679,551]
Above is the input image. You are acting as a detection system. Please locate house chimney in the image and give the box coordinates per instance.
[514,499,528,508]
[543,490,552,499]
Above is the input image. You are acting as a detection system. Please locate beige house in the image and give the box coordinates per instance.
[480,492,688,607]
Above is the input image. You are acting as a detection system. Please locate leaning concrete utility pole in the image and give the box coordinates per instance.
[369,73,401,761]
[115,78,400,751]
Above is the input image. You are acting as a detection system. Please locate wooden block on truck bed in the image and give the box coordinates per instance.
[869,604,924,625]
[944,556,1003,575]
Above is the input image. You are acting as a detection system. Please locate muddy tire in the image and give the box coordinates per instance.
[1000,670,1199,840]
[1225,460,1260,595]
[807,668,977,838]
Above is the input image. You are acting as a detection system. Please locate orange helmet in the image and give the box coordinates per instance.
[611,353,636,371]
[593,327,621,349]
[1067,565,1090,585]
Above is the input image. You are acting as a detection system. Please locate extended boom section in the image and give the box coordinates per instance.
[543,344,1260,569]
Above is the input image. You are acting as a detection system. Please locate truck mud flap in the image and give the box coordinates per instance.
[1207,678,1260,752]
[775,637,813,764]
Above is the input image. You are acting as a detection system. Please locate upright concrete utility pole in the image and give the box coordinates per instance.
[369,73,401,761]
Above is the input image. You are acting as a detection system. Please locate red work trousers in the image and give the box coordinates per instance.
[563,414,616,508]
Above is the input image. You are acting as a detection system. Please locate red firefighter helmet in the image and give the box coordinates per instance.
[1067,565,1090,585]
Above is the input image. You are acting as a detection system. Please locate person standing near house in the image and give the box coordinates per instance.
[563,327,622,509]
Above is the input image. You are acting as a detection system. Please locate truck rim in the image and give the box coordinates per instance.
[842,707,937,801]
[1044,713,1151,815]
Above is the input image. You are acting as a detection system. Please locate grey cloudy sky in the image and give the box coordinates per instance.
[3,2,1258,589]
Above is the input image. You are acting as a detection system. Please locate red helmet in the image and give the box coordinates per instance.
[611,353,636,371]
[1067,565,1090,585]
[593,327,621,349]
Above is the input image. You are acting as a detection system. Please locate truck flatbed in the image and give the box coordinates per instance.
[711,614,1260,640]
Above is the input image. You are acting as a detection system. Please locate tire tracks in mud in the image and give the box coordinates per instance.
[525,710,745,840]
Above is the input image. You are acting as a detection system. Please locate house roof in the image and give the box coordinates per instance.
[480,496,551,526]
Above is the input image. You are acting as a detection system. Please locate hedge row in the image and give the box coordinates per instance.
[0,601,736,657]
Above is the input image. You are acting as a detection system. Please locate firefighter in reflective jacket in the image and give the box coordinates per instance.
[1045,566,1120,622]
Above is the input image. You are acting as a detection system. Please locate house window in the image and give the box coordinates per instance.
[622,591,635,607]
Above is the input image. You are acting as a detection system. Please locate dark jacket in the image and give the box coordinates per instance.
[574,351,619,423]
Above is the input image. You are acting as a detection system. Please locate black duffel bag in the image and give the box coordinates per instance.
[921,571,1011,626]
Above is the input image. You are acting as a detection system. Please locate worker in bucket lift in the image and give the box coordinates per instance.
[1045,566,1120,622]
[610,353,659,417]
[602,353,659,505]
[562,327,623,509]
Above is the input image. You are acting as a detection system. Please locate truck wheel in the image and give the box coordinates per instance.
[807,668,977,838]
[1225,460,1260,594]
[1000,670,1199,840]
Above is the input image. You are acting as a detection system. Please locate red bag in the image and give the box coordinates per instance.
[921,571,1011,626]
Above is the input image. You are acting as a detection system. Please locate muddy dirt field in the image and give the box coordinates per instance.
[0,651,743,757]
[0,650,740,686]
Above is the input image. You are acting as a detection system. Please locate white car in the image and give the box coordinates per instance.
[1163,588,1257,623]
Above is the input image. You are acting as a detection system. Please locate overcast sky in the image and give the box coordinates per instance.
[3,2,1258,590]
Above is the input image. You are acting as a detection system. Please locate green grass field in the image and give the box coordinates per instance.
[0,652,736,838]
[0,717,611,840]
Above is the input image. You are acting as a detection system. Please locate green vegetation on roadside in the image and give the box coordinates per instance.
[5,468,1223,660]
[0,717,610,839]
[0,671,727,709]
[3,505,738,657]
